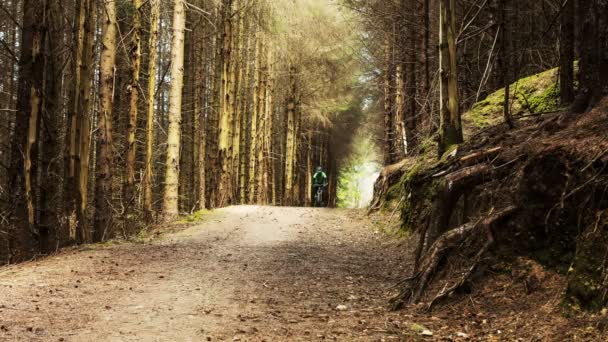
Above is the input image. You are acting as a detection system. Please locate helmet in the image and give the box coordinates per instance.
[316,166,323,172]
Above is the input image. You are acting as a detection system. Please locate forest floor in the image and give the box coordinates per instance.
[0,206,603,341]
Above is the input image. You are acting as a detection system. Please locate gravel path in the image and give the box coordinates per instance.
[0,206,410,341]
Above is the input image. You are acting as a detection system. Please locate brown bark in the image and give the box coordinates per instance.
[10,0,48,253]
[94,0,117,241]
[217,0,234,207]
[573,0,607,112]
[559,0,575,104]
[162,0,187,220]
[438,0,462,155]
[383,37,395,165]
[39,1,64,252]
[125,0,143,214]
[144,0,160,220]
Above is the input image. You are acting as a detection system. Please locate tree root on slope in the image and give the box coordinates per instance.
[390,206,517,311]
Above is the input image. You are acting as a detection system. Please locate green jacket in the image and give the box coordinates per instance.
[313,171,328,185]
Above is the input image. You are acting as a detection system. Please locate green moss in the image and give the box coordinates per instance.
[439,144,459,162]
[463,65,577,138]
[564,212,608,311]
[400,168,441,233]
[176,209,211,224]
[385,182,402,202]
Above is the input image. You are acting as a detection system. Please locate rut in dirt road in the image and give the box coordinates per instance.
[0,207,410,341]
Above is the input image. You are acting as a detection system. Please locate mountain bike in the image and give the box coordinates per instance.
[313,184,327,207]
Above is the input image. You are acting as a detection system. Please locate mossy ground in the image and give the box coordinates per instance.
[176,209,213,224]
[462,65,577,137]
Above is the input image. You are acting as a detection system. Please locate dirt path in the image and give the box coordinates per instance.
[2,206,601,341]
[0,207,414,341]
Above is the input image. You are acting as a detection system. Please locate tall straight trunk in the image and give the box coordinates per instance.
[39,1,64,252]
[394,62,405,157]
[207,6,223,207]
[144,0,160,220]
[179,28,194,211]
[233,12,246,202]
[383,37,394,165]
[248,29,261,204]
[405,0,418,153]
[94,0,117,241]
[497,0,513,128]
[393,14,406,158]
[438,0,462,156]
[559,0,575,104]
[575,0,608,111]
[196,5,208,210]
[284,66,297,206]
[423,0,431,124]
[10,0,48,252]
[293,102,302,205]
[256,42,267,205]
[276,98,287,206]
[75,1,95,243]
[226,2,239,201]
[64,0,84,228]
[191,20,201,209]
[217,0,234,207]
[162,0,187,220]
[265,50,274,205]
[237,17,251,204]
[125,0,143,211]
[305,130,313,206]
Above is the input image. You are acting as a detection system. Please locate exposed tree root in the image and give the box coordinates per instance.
[384,107,608,311]
[391,206,517,311]
[428,206,517,309]
[420,164,494,264]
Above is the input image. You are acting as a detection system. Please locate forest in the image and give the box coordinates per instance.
[0,0,362,261]
[0,0,608,340]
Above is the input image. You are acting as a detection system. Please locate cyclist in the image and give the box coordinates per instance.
[312,166,328,207]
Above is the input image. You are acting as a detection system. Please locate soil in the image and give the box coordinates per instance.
[0,206,604,341]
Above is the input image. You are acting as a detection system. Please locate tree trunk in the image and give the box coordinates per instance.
[196,3,208,211]
[39,1,64,252]
[238,16,252,204]
[217,0,234,207]
[394,60,405,157]
[559,0,575,105]
[284,66,297,206]
[144,0,160,221]
[94,0,117,241]
[574,0,608,111]
[265,50,274,205]
[256,40,268,205]
[574,0,608,112]
[74,0,95,243]
[125,0,143,215]
[10,0,48,254]
[438,0,462,156]
[233,12,246,203]
[207,6,223,207]
[423,0,431,129]
[305,130,313,206]
[405,0,418,154]
[248,29,261,204]
[162,0,187,220]
[497,0,513,128]
[383,37,395,165]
